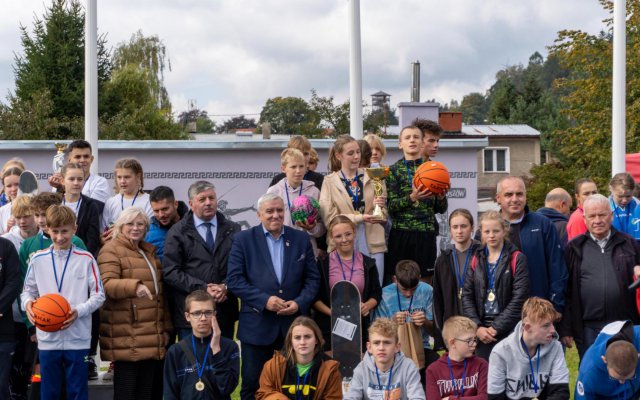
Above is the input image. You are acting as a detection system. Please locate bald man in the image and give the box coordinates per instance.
[537,188,573,248]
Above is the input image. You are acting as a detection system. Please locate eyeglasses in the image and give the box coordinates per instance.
[454,337,478,346]
[189,310,216,319]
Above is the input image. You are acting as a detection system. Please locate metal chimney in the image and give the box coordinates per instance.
[411,61,420,102]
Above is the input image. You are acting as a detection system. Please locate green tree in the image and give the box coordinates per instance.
[177,108,215,133]
[309,89,350,134]
[216,115,257,133]
[487,77,517,123]
[258,97,320,136]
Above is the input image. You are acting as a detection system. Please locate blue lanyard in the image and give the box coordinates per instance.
[403,159,421,184]
[452,245,472,292]
[63,196,82,213]
[340,171,360,210]
[485,246,504,291]
[296,369,311,400]
[51,247,73,293]
[337,250,356,282]
[447,356,467,398]
[520,338,540,395]
[375,363,394,399]
[614,206,630,232]
[191,335,211,385]
[285,183,304,218]
[396,286,414,313]
[120,191,139,211]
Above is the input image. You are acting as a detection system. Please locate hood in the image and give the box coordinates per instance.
[505,321,560,361]
[536,207,568,222]
[362,350,407,373]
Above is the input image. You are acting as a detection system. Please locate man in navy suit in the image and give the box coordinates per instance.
[227,192,320,400]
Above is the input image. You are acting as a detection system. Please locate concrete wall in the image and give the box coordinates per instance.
[0,138,486,246]
[477,137,540,193]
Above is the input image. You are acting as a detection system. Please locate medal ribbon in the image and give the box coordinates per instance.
[396,286,414,313]
[63,196,82,213]
[296,369,310,400]
[191,335,212,386]
[520,338,540,396]
[452,246,472,294]
[340,171,360,210]
[375,363,394,400]
[403,159,421,185]
[485,246,504,292]
[337,250,356,282]
[120,191,140,211]
[447,356,468,398]
[285,183,304,221]
[51,248,73,293]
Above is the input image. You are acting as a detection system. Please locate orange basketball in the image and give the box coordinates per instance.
[413,161,450,195]
[32,293,71,332]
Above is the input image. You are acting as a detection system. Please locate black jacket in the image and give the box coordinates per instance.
[314,252,381,348]
[559,229,640,343]
[462,242,529,338]
[163,333,240,400]
[537,207,569,248]
[0,237,21,342]
[163,211,241,332]
[75,194,102,257]
[432,240,482,330]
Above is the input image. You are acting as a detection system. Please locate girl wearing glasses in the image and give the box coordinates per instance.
[256,316,342,400]
[462,211,529,360]
[313,215,381,351]
[98,207,172,400]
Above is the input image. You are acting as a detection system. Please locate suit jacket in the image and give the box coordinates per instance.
[227,224,320,346]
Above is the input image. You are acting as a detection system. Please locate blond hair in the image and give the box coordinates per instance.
[478,210,510,244]
[112,207,150,240]
[11,195,34,218]
[280,148,305,167]
[368,318,398,342]
[442,316,477,344]
[364,133,386,159]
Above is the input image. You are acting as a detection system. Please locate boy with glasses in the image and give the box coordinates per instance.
[575,320,640,399]
[426,316,488,399]
[488,297,569,399]
[163,290,240,400]
[373,260,438,386]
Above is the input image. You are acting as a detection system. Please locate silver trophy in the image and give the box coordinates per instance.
[53,143,67,173]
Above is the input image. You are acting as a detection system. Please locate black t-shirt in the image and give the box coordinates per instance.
[280,359,321,400]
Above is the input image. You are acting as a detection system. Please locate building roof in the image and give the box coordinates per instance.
[371,90,391,97]
[461,124,540,137]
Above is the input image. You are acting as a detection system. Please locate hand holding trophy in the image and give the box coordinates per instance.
[365,167,389,221]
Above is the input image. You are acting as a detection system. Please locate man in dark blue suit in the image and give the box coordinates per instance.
[227,192,320,400]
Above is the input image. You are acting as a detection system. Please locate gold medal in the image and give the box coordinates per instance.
[487,291,496,302]
[195,380,205,391]
[458,288,462,300]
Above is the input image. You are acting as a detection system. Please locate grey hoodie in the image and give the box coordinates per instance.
[488,321,570,399]
[344,350,425,400]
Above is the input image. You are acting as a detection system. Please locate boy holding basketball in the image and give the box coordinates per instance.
[385,124,447,284]
[21,205,104,400]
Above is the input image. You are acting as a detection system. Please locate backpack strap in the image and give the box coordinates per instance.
[510,250,521,276]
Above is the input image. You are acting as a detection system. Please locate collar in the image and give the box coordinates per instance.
[262,225,284,239]
[589,230,611,247]
[194,214,217,228]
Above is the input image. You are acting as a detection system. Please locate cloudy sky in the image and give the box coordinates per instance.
[0,0,610,124]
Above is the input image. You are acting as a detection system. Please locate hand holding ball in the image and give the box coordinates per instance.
[31,293,71,332]
[290,195,320,226]
[413,161,450,196]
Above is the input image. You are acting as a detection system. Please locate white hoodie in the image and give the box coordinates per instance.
[21,245,105,351]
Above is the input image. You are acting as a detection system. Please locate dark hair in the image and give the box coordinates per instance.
[184,290,215,313]
[412,118,443,136]
[449,208,474,227]
[605,340,639,378]
[32,192,63,212]
[395,260,420,288]
[574,178,596,195]
[61,162,84,178]
[609,172,635,192]
[282,316,324,365]
[327,134,358,172]
[67,140,92,153]
[358,139,372,168]
[150,186,175,203]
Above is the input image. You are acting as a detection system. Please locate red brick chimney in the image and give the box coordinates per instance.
[439,112,462,132]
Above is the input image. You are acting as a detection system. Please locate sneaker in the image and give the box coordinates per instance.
[102,362,114,381]
[88,357,98,380]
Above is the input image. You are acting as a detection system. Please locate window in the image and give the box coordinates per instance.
[483,147,509,173]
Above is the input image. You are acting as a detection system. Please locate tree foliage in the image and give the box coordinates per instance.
[177,108,215,133]
[309,89,350,134]
[216,115,256,133]
[258,96,320,136]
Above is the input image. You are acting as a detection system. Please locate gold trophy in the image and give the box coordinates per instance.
[53,143,67,173]
[365,167,389,221]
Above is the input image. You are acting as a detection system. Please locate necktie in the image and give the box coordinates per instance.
[204,222,214,251]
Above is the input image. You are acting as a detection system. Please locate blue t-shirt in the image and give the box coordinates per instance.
[373,282,433,349]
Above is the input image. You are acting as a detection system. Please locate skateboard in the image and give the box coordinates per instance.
[331,280,362,380]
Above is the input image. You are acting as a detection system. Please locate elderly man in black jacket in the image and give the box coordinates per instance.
[164,181,241,340]
[559,193,640,359]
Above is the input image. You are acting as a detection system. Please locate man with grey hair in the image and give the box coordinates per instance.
[227,193,319,400]
[559,193,640,359]
[164,180,241,340]
[494,176,567,313]
[537,187,573,247]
